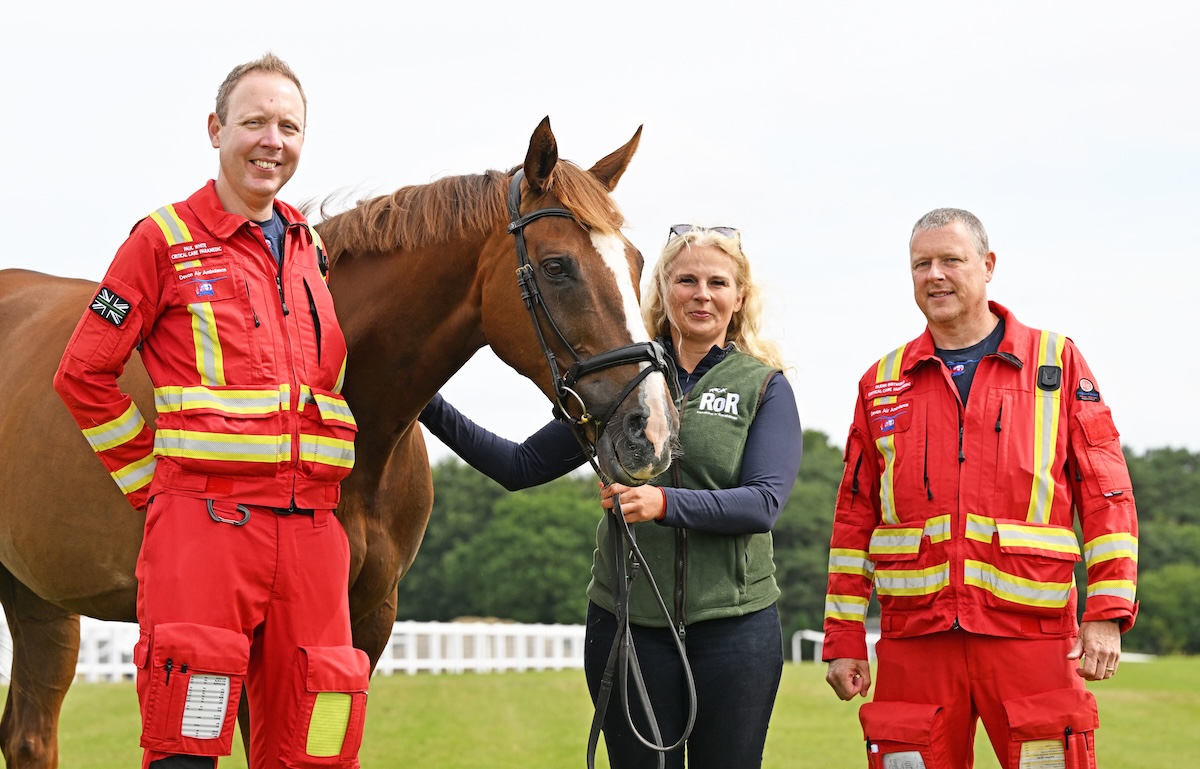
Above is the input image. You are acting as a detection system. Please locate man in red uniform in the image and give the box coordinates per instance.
[822,209,1138,769]
[54,53,368,769]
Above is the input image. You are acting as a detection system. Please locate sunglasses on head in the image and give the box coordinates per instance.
[667,224,740,242]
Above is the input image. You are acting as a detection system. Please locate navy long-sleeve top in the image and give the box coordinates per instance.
[420,343,803,535]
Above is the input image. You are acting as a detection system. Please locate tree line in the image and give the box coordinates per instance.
[395,433,1199,657]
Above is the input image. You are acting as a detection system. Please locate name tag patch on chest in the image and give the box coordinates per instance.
[867,378,912,401]
[169,242,225,263]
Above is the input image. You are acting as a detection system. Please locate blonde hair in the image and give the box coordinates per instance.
[641,226,784,369]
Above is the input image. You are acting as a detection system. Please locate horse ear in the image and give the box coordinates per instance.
[588,125,643,192]
[523,116,559,194]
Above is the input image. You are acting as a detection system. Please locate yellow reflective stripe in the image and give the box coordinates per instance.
[315,394,356,427]
[1083,533,1139,567]
[1086,579,1136,602]
[307,224,326,253]
[173,259,202,271]
[963,559,1072,608]
[112,454,156,494]
[873,344,906,525]
[82,402,145,452]
[306,223,330,284]
[154,385,285,416]
[924,515,952,543]
[333,358,347,395]
[824,594,869,622]
[299,434,356,469]
[187,302,226,386]
[299,388,357,428]
[149,205,192,245]
[155,430,290,463]
[828,549,874,578]
[1026,331,1066,523]
[966,513,997,543]
[306,692,351,756]
[869,527,923,555]
[995,522,1081,557]
[875,563,950,596]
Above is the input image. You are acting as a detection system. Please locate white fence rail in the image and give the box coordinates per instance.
[0,621,1151,684]
[0,617,586,684]
[790,629,879,663]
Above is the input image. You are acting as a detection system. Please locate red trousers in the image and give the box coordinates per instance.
[134,494,370,769]
[863,630,1099,769]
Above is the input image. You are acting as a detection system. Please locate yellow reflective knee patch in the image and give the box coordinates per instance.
[306,692,352,757]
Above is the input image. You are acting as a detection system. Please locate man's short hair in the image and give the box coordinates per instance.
[214,52,306,125]
[911,208,989,257]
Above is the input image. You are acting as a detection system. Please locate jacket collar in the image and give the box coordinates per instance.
[186,180,308,241]
[904,301,1032,374]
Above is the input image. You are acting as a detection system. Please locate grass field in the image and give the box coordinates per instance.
[20,656,1197,767]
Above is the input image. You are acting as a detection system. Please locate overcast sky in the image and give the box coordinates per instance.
[4,2,1196,462]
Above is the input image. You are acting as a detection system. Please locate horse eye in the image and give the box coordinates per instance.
[542,259,567,278]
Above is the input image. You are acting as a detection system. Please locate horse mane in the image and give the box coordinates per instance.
[316,161,625,264]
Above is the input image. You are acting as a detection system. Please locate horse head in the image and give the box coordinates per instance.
[480,117,678,484]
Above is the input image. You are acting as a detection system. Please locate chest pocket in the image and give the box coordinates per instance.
[165,244,252,386]
[170,254,240,306]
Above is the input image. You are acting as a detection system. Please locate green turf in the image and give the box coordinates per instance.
[10,656,1195,767]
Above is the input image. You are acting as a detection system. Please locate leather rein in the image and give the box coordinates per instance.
[506,170,697,768]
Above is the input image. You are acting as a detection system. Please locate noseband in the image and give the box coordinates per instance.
[506,170,675,447]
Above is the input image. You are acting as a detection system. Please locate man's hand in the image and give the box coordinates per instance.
[826,657,872,700]
[1067,620,1122,680]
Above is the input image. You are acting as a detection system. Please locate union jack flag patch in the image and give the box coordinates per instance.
[91,286,130,326]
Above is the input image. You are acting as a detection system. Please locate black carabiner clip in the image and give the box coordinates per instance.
[206,499,251,526]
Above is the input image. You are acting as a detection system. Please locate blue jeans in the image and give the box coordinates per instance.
[584,601,784,769]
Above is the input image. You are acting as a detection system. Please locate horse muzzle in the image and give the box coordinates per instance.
[593,373,679,485]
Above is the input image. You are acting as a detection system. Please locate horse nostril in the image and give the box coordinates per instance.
[624,410,648,436]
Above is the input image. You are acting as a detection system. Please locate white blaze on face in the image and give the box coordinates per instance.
[590,231,675,462]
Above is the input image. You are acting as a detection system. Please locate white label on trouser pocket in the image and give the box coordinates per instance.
[883,748,926,767]
[1019,740,1065,769]
[181,674,231,739]
[883,752,927,769]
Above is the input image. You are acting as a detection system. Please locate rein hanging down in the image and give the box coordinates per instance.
[506,169,696,768]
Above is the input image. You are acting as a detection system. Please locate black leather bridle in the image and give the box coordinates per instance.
[506,170,696,768]
[506,170,676,444]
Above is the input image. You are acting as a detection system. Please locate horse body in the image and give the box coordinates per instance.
[0,118,676,768]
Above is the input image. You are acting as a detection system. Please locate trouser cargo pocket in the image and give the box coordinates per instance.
[281,645,371,768]
[860,700,949,769]
[1004,688,1099,769]
[135,623,250,756]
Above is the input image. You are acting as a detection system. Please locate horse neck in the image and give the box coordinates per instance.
[331,240,489,454]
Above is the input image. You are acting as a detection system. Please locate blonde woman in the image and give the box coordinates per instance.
[421,224,802,769]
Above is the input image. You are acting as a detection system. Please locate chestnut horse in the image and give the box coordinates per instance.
[0,117,678,768]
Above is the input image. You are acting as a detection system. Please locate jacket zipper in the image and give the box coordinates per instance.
[672,391,689,640]
[276,228,301,488]
[304,279,322,365]
[923,423,933,501]
[244,280,261,328]
[275,273,290,316]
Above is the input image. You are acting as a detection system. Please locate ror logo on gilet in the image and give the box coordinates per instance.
[695,387,741,420]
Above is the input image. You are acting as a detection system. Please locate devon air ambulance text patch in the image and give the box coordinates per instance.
[91,286,130,326]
